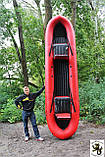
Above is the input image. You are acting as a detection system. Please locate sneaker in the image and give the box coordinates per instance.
[36,137,44,141]
[25,136,29,141]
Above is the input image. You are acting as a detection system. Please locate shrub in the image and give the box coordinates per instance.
[34,94,46,124]
[79,80,105,124]
[0,94,46,124]
[0,83,22,110]
[0,98,22,123]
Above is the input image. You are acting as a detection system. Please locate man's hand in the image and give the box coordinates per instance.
[17,105,20,109]
[17,105,23,110]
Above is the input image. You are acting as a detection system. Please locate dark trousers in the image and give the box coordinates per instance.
[22,110,40,138]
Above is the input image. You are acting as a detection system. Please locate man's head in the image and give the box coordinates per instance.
[23,86,30,95]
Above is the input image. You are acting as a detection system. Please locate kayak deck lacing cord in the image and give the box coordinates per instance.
[50,92,54,113]
[67,38,73,56]
[49,43,53,56]
[68,82,76,113]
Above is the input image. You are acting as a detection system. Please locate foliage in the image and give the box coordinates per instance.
[34,94,46,124]
[0,93,46,124]
[0,82,22,110]
[0,1,45,87]
[52,0,105,82]
[0,98,22,123]
[22,11,45,86]
[79,80,105,124]
[0,47,21,83]
[76,1,105,82]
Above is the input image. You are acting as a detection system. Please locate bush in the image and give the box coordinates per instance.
[79,80,105,124]
[0,98,22,123]
[0,83,22,110]
[34,94,46,124]
[0,94,46,124]
[1,80,105,125]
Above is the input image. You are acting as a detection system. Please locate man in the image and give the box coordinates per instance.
[15,85,45,141]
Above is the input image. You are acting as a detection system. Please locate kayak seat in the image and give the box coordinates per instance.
[53,43,69,57]
[53,37,69,58]
[54,97,71,119]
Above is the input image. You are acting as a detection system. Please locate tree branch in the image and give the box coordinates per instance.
[33,0,43,23]
[28,81,39,88]
[21,0,37,12]
[2,77,39,88]
[88,0,94,10]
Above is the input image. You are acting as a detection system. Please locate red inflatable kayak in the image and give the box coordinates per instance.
[45,15,79,139]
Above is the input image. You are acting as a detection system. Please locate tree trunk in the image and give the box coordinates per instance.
[44,0,52,30]
[7,26,22,64]
[34,0,43,23]
[71,0,77,31]
[13,0,28,86]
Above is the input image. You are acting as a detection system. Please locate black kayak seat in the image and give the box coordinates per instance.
[53,43,69,57]
[54,97,71,119]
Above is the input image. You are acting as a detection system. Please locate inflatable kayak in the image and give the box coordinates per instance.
[45,15,79,139]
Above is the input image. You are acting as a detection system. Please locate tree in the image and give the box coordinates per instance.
[0,0,105,86]
[76,0,105,82]
[71,0,77,30]
[44,0,52,29]
[0,0,44,88]
[13,0,28,86]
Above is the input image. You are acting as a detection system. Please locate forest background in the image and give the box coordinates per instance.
[0,0,105,125]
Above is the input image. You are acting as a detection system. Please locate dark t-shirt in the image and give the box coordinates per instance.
[15,86,45,111]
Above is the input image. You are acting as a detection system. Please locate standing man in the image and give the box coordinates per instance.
[15,86,45,141]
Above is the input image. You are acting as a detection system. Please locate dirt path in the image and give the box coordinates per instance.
[0,121,105,157]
